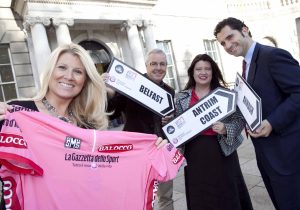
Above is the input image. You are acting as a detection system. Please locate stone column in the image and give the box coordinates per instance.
[123,20,146,73]
[52,18,74,46]
[24,16,51,75]
[143,20,157,53]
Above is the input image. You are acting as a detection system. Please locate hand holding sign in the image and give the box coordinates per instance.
[105,58,175,117]
[234,73,262,132]
[163,88,236,147]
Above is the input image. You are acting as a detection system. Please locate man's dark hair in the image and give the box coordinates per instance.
[214,17,252,38]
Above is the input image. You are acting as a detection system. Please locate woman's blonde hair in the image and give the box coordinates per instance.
[34,43,109,130]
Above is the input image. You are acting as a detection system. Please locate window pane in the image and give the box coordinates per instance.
[0,45,10,64]
[3,84,17,101]
[169,78,175,88]
[212,52,218,60]
[207,42,212,51]
[164,43,170,53]
[157,40,178,90]
[167,67,174,78]
[167,54,172,64]
[0,65,14,82]
[207,52,213,58]
[203,39,223,71]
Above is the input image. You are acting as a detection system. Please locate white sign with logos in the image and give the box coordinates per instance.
[163,88,236,147]
[234,73,262,131]
[105,58,175,117]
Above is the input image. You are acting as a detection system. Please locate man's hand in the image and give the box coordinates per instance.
[248,119,272,138]
[101,73,116,98]
[162,114,174,126]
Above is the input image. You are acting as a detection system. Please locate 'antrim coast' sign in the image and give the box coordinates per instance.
[234,73,262,131]
[106,58,174,117]
[163,88,236,147]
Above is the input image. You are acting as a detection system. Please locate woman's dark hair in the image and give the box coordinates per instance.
[184,54,228,90]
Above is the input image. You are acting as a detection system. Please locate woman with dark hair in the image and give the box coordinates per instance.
[175,54,253,210]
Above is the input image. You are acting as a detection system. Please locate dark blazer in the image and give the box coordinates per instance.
[248,43,300,175]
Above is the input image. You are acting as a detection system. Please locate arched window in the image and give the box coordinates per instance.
[79,41,111,74]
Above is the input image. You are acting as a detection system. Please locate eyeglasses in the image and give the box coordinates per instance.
[149,62,167,67]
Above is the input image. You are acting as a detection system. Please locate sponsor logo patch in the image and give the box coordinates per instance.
[0,133,27,149]
[166,125,175,134]
[172,150,183,164]
[64,136,81,149]
[115,65,124,74]
[175,116,185,128]
[3,176,21,210]
[125,70,137,80]
[166,143,174,152]
[98,144,133,153]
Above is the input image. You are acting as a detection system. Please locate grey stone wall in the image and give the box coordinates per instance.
[0,8,36,100]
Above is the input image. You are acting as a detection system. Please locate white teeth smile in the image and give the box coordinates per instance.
[59,82,73,88]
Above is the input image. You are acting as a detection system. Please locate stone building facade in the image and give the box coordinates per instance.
[1,0,300,101]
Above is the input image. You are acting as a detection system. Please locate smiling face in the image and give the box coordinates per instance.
[193,60,212,87]
[216,25,252,57]
[46,52,87,103]
[146,52,167,84]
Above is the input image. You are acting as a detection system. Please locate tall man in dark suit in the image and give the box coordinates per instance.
[214,17,300,210]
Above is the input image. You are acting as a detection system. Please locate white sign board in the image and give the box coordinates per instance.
[234,73,262,131]
[163,88,236,147]
[106,58,174,117]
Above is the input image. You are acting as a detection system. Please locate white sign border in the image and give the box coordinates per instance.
[163,87,237,147]
[234,73,262,132]
[106,57,175,117]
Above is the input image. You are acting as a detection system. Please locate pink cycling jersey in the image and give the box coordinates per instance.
[0,107,184,210]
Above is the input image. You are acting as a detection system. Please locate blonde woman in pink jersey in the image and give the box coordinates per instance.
[0,43,168,210]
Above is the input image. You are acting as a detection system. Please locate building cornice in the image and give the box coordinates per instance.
[52,18,74,26]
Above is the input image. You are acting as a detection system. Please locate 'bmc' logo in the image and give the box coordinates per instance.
[64,136,81,149]
[0,133,27,149]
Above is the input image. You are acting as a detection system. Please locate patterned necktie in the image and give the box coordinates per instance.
[242,60,247,79]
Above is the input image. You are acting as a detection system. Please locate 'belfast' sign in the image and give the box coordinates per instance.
[106,58,174,117]
[163,88,236,147]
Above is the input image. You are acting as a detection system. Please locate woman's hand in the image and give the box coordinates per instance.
[0,102,12,121]
[155,137,168,149]
[212,121,226,135]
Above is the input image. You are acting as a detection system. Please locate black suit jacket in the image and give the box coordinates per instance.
[248,43,300,175]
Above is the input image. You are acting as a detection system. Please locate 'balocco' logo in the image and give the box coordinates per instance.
[98,144,133,153]
[0,133,27,149]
